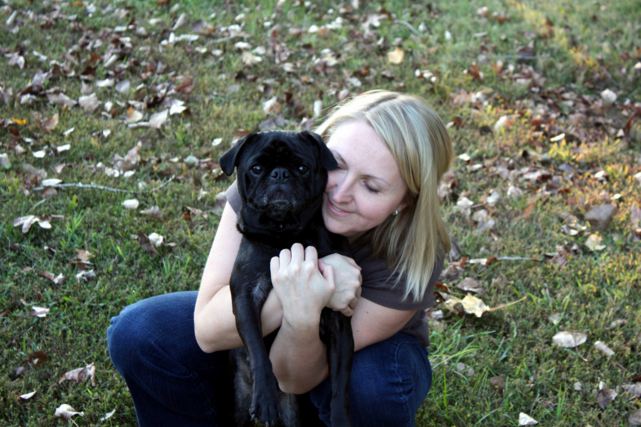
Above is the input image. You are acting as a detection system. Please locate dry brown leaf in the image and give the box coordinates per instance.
[456,277,485,294]
[596,382,617,408]
[58,363,96,386]
[39,271,65,285]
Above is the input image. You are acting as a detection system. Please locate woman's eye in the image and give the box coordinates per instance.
[251,165,263,174]
[365,185,380,194]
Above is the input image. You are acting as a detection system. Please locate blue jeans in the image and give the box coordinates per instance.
[107,291,432,426]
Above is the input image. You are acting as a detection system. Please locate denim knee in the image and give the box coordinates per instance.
[107,301,150,378]
[349,335,431,426]
[310,333,432,427]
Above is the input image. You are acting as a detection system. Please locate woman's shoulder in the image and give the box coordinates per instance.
[350,242,444,310]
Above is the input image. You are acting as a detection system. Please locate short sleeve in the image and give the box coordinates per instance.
[354,245,443,311]
[224,180,242,213]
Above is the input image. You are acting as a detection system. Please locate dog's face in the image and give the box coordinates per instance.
[220,131,337,234]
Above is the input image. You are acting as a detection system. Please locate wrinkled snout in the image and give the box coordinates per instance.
[269,167,289,182]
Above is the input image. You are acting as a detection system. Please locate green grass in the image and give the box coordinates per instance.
[1,0,640,425]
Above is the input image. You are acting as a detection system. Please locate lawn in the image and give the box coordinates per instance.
[1,0,640,425]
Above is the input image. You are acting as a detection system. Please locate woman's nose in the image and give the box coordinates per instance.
[328,171,351,202]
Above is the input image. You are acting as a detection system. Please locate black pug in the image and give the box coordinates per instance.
[220,130,353,427]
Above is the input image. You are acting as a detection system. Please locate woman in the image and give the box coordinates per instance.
[108,90,453,426]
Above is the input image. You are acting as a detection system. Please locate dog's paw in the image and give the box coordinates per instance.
[249,392,280,426]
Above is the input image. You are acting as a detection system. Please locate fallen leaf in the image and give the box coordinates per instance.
[39,271,65,285]
[148,232,164,247]
[387,47,404,64]
[242,51,262,66]
[54,403,84,419]
[75,270,96,282]
[59,363,96,386]
[494,114,516,131]
[518,412,538,425]
[42,113,59,132]
[100,409,117,422]
[32,149,46,158]
[148,109,169,129]
[622,383,641,398]
[122,199,140,210]
[13,215,52,233]
[47,92,76,108]
[456,277,485,294]
[596,382,617,408]
[263,97,281,114]
[593,340,615,357]
[116,80,131,94]
[552,331,587,348]
[19,391,37,401]
[443,294,490,317]
[0,153,10,169]
[169,99,187,115]
[141,206,162,219]
[78,93,100,112]
[31,306,50,318]
[600,89,617,105]
[585,233,606,252]
[126,107,143,123]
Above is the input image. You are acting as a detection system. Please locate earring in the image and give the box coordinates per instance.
[393,209,400,216]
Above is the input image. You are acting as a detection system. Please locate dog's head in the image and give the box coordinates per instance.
[220,131,337,235]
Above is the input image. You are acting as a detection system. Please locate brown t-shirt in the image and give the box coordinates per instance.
[224,181,442,347]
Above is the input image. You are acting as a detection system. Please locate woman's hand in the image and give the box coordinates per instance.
[319,253,362,316]
[270,243,335,329]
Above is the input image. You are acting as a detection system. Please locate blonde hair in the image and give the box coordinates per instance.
[316,90,453,301]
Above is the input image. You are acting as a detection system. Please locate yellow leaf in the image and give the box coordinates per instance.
[11,118,28,126]
[387,47,405,64]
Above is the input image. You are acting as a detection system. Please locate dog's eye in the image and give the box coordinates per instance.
[297,165,309,174]
[251,165,263,174]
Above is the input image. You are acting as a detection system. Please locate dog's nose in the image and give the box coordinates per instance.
[270,168,289,182]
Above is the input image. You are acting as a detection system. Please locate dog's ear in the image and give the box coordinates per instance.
[219,133,256,175]
[301,131,338,171]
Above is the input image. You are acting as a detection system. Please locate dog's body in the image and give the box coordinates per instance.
[220,131,353,427]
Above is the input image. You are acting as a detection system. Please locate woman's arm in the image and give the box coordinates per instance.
[271,297,416,394]
[268,245,416,394]
[193,203,283,353]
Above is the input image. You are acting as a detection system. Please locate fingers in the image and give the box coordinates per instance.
[270,256,279,279]
[304,245,318,264]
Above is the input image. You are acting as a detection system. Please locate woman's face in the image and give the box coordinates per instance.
[322,119,408,238]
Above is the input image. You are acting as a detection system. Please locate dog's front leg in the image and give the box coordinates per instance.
[322,309,353,427]
[232,273,281,426]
